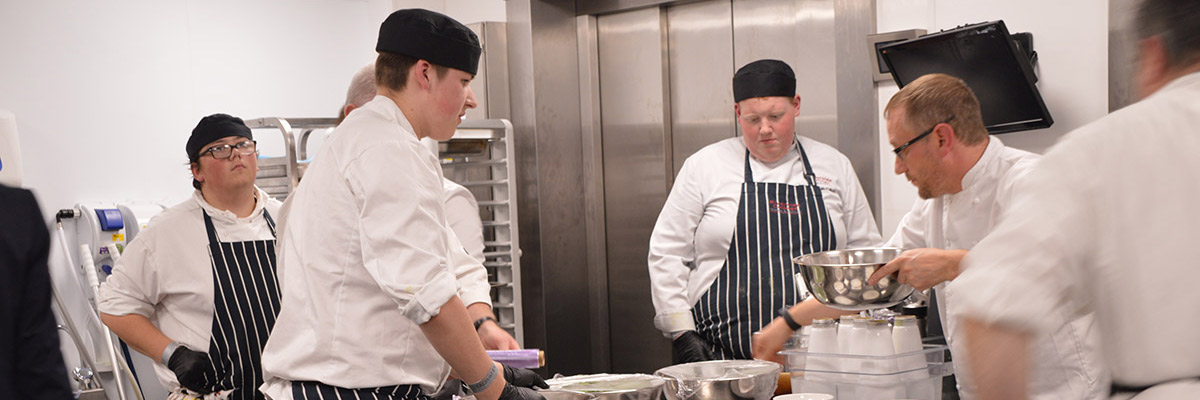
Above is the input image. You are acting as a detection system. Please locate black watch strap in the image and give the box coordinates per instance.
[473,316,497,331]
[777,307,801,331]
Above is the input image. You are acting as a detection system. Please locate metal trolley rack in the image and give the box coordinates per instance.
[245,117,337,200]
[436,119,524,344]
[247,117,524,344]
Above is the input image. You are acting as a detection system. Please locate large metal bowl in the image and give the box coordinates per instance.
[545,374,665,400]
[654,360,782,400]
[793,247,914,311]
[537,390,596,400]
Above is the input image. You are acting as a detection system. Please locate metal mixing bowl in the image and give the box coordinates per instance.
[655,360,782,400]
[793,247,915,311]
[537,390,596,400]
[546,374,665,400]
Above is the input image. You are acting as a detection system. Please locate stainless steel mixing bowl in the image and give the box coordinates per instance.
[546,374,665,400]
[655,360,782,400]
[537,390,597,400]
[793,247,915,311]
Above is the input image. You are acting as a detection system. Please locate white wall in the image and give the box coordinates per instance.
[874,0,1110,238]
[0,1,394,396]
[0,0,398,215]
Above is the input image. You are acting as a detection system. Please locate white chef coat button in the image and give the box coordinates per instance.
[972,198,981,205]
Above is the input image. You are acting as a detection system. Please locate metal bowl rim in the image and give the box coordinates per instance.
[792,247,904,267]
[654,359,783,381]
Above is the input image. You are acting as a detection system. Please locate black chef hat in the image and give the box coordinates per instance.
[732,59,796,103]
[376,8,482,75]
[187,113,253,160]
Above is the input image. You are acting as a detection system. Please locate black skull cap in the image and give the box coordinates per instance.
[187,113,252,160]
[376,8,482,75]
[732,59,796,102]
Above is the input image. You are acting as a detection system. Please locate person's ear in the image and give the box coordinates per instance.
[190,162,203,183]
[934,123,956,156]
[412,60,435,91]
[734,102,742,119]
[791,95,802,114]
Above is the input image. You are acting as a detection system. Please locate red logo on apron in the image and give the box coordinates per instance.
[769,200,803,214]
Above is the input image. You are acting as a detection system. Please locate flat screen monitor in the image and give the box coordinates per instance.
[879,21,1052,134]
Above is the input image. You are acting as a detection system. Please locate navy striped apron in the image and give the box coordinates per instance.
[200,209,280,400]
[292,380,430,400]
[692,139,837,359]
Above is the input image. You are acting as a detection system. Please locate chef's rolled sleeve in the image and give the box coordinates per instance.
[97,238,159,318]
[450,232,492,308]
[350,142,463,325]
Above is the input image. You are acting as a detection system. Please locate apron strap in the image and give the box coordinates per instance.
[743,136,819,186]
[202,210,220,244]
[794,138,819,186]
[263,208,276,237]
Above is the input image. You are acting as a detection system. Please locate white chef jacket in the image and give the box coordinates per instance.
[953,71,1200,398]
[259,95,482,398]
[885,137,1108,399]
[98,187,282,392]
[649,136,882,335]
[444,179,486,264]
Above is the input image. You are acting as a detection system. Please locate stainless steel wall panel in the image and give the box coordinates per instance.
[578,0,705,16]
[483,22,512,119]
[666,1,736,176]
[732,0,839,148]
[596,6,674,372]
[833,0,878,220]
[506,0,595,374]
[1109,0,1137,112]
[576,14,612,373]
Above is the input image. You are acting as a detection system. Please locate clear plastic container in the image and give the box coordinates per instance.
[781,344,953,400]
[794,319,837,395]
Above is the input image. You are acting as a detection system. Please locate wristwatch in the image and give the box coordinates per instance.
[777,307,802,331]
[473,316,497,331]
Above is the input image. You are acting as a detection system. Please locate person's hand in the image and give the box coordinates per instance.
[479,320,521,350]
[867,248,964,290]
[502,365,548,389]
[751,318,792,364]
[167,346,216,394]
[498,383,547,400]
[671,330,713,364]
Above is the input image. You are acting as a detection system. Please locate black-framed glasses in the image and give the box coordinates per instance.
[892,115,955,159]
[201,140,257,160]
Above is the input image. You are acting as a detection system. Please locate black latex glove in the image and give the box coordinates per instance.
[671,330,713,364]
[502,365,548,389]
[167,346,216,394]
[499,383,546,400]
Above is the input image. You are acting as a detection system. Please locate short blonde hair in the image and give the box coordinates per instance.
[884,73,988,145]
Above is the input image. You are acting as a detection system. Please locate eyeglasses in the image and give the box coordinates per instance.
[201,140,257,160]
[892,115,955,159]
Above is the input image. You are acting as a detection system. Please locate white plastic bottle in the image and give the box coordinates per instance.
[796,318,838,395]
[836,315,855,354]
[839,316,870,399]
[893,315,932,399]
[858,319,904,399]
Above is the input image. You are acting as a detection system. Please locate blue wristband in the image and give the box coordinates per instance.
[466,363,498,394]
